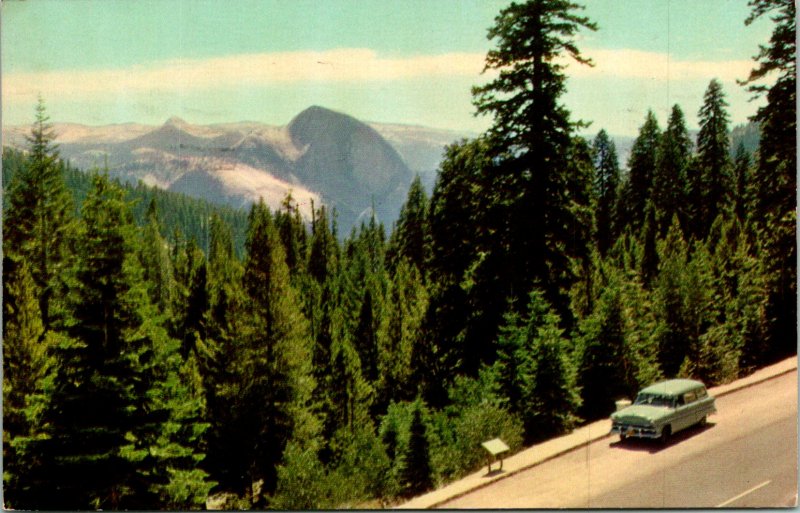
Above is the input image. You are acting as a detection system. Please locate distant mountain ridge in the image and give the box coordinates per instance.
[2,106,474,232]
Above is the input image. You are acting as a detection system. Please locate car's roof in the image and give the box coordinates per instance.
[639,379,706,396]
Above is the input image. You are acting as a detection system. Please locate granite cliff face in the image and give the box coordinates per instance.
[2,106,472,231]
[288,106,412,228]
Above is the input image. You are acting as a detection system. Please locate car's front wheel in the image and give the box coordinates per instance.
[660,426,672,444]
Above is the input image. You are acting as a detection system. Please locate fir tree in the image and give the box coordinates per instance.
[22,174,209,509]
[4,97,74,330]
[740,0,796,359]
[577,283,627,420]
[387,174,429,274]
[639,202,659,288]
[621,111,660,232]
[468,0,597,349]
[275,191,307,278]
[2,259,52,507]
[493,290,581,442]
[397,402,433,497]
[732,143,753,222]
[236,199,320,500]
[592,129,621,255]
[308,205,339,285]
[138,199,175,315]
[653,105,692,234]
[199,214,250,493]
[694,79,732,238]
[377,260,428,409]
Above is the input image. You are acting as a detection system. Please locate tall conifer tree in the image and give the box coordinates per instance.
[653,105,692,234]
[22,174,209,509]
[2,259,51,507]
[4,97,74,330]
[621,111,661,232]
[239,199,319,500]
[592,129,621,254]
[467,0,597,365]
[732,143,753,222]
[694,79,732,238]
[741,0,796,358]
[387,174,429,274]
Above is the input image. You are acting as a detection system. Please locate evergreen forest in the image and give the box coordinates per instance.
[3,0,795,509]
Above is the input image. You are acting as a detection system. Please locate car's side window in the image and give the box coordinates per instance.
[695,388,707,399]
[683,391,696,404]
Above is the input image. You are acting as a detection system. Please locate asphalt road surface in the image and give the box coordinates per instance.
[441,370,798,508]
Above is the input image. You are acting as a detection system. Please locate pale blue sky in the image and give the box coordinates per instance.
[2,0,774,136]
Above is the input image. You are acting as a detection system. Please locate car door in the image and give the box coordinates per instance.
[684,390,701,426]
[674,393,695,431]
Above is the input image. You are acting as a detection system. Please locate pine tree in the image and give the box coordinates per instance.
[741,0,796,217]
[377,260,428,409]
[201,214,252,494]
[693,79,732,238]
[468,0,597,347]
[22,173,209,509]
[639,201,659,287]
[275,191,307,278]
[699,216,768,383]
[621,111,661,232]
[138,199,175,315]
[653,105,692,234]
[653,217,714,377]
[171,236,209,359]
[592,129,621,255]
[732,143,753,222]
[2,258,52,507]
[308,205,339,285]
[354,288,380,383]
[397,402,433,497]
[427,139,489,283]
[387,174,429,274]
[238,199,319,500]
[423,139,490,380]
[327,340,374,438]
[577,282,627,420]
[493,290,581,442]
[4,97,74,330]
[740,0,796,359]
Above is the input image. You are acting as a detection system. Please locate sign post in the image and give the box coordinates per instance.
[481,438,510,474]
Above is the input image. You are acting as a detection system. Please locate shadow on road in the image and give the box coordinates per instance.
[609,422,716,454]
[483,468,506,478]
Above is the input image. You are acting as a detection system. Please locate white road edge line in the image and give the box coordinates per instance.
[715,480,771,508]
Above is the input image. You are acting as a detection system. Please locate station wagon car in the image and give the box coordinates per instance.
[610,379,716,442]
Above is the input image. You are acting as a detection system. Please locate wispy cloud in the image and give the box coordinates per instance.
[5,49,488,100]
[5,46,754,104]
[565,48,753,82]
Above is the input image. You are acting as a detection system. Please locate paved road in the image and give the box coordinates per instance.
[441,370,797,508]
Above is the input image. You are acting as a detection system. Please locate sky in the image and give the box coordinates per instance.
[2,0,776,137]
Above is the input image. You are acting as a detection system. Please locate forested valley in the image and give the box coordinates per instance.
[2,0,795,509]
